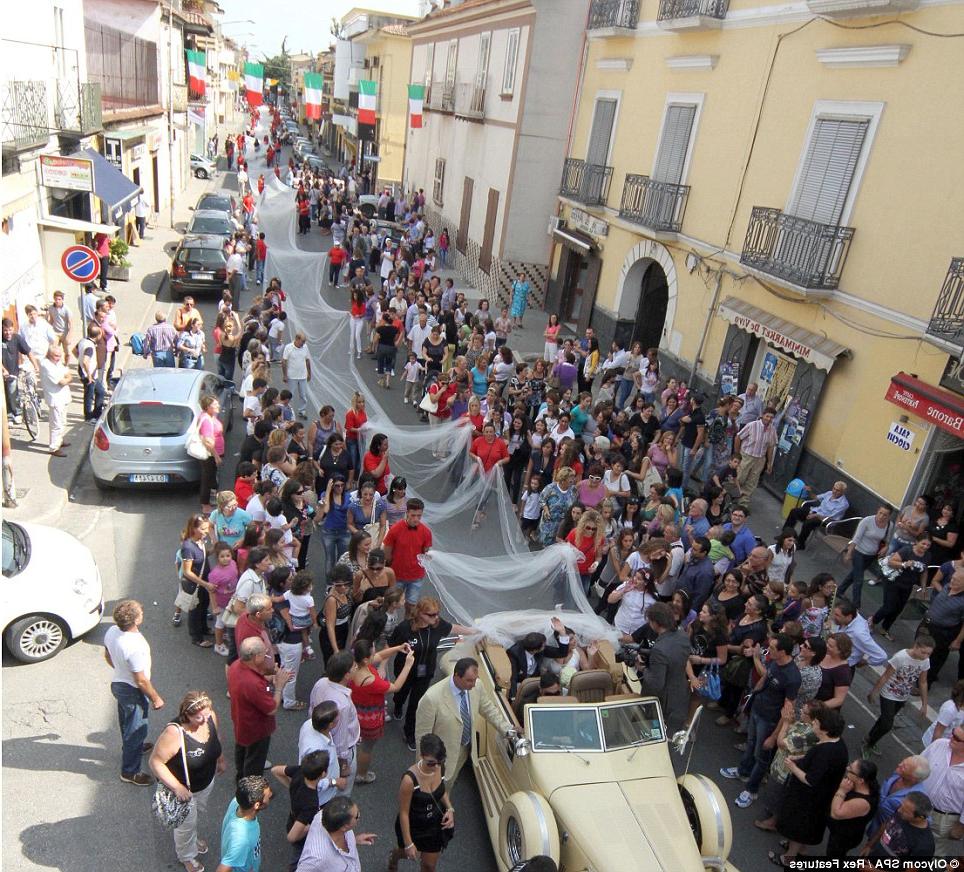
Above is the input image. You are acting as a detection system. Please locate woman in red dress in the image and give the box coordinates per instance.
[363,433,391,494]
[349,638,415,783]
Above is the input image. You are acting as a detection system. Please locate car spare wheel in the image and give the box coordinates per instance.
[498,790,559,869]
[678,773,732,862]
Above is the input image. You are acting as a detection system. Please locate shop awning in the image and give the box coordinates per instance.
[38,215,119,236]
[717,296,851,373]
[74,148,142,219]
[885,372,964,438]
[552,226,595,255]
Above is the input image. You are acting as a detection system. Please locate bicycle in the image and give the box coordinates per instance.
[15,369,44,441]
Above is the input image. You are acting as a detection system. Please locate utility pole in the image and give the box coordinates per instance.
[167,0,176,228]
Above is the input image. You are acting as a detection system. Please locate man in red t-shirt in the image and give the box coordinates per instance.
[383,498,433,615]
[327,243,347,287]
[234,595,277,671]
[227,634,290,780]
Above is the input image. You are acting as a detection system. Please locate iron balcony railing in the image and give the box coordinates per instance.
[658,0,729,20]
[618,173,689,233]
[1,80,49,151]
[454,78,485,119]
[926,257,964,348]
[740,206,855,292]
[55,80,103,134]
[427,80,445,110]
[588,0,641,29]
[559,158,614,207]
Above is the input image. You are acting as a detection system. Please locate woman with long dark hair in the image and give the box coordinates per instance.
[362,432,391,495]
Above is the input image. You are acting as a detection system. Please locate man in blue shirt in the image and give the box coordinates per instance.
[680,499,711,549]
[723,507,757,564]
[785,480,849,549]
[676,537,716,611]
[218,775,272,872]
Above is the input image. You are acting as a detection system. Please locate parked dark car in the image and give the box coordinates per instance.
[195,191,238,215]
[170,234,228,299]
[186,209,234,240]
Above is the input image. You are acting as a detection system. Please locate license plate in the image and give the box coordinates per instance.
[191,272,213,280]
[129,474,169,483]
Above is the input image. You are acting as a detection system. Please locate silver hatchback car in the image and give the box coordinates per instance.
[89,369,234,489]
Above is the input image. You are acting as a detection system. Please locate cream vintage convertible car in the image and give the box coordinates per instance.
[445,636,736,872]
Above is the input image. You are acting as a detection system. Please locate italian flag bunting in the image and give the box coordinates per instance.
[244,62,264,106]
[304,73,323,120]
[186,50,206,97]
[358,78,377,120]
[407,83,424,129]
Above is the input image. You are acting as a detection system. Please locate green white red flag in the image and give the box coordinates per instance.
[186,50,206,97]
[358,79,377,125]
[304,73,323,120]
[407,83,424,128]
[244,62,264,106]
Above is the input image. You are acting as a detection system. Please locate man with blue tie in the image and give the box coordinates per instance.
[415,657,512,786]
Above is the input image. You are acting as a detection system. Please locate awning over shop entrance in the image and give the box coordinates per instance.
[552,226,595,255]
[885,372,964,438]
[74,148,142,220]
[38,215,119,236]
[718,296,850,373]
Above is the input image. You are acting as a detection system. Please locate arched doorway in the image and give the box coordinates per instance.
[633,262,669,352]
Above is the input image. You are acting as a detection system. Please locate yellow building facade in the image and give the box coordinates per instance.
[549,0,964,512]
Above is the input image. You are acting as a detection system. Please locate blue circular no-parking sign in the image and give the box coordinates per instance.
[61,245,101,283]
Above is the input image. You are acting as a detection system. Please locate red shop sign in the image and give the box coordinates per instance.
[884,372,964,438]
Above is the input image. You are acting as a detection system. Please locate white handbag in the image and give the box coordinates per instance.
[418,390,439,413]
[185,418,210,460]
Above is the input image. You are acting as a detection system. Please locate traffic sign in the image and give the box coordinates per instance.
[61,245,101,283]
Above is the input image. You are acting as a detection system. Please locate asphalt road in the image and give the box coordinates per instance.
[1,152,930,872]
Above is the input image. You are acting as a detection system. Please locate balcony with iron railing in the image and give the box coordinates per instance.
[1,80,50,152]
[588,0,641,31]
[454,78,485,120]
[925,258,964,350]
[55,80,103,135]
[426,80,444,111]
[740,206,855,295]
[618,173,689,234]
[559,157,614,207]
[657,0,729,29]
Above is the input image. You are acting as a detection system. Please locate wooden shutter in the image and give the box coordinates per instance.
[457,176,474,253]
[479,32,491,82]
[586,98,617,167]
[479,187,500,274]
[445,40,458,91]
[652,103,696,185]
[788,117,869,226]
[433,158,445,207]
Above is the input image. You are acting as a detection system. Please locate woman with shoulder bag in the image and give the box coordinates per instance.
[148,691,226,872]
[175,515,214,648]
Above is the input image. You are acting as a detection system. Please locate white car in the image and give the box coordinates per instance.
[190,153,218,180]
[1,520,104,662]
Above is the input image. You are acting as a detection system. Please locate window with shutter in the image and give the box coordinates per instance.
[788,117,869,226]
[433,158,445,207]
[502,29,520,95]
[652,104,696,185]
[586,98,617,167]
[479,32,491,83]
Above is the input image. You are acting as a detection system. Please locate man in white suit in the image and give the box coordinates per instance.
[415,656,511,786]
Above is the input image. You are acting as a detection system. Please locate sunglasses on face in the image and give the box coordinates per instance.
[423,612,440,618]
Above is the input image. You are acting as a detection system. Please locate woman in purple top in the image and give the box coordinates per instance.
[552,352,579,393]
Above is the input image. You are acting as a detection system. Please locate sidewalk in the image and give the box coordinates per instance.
[5,170,222,526]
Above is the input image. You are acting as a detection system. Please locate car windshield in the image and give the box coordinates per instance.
[529,707,603,751]
[2,520,29,577]
[600,700,665,748]
[107,403,194,437]
[197,196,231,211]
[177,248,225,269]
[189,216,231,235]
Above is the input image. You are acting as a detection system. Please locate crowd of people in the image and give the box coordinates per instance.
[91,104,964,872]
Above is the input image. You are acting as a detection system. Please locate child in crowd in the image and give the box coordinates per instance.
[708,528,735,576]
[401,352,424,406]
[232,461,258,509]
[208,541,239,656]
[518,474,543,539]
[799,588,829,639]
[277,389,295,423]
[282,570,318,660]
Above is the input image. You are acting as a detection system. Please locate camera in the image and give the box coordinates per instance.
[615,643,642,666]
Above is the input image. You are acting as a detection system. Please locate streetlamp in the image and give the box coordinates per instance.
[221,18,255,25]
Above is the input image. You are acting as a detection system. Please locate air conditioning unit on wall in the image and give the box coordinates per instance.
[547,215,563,236]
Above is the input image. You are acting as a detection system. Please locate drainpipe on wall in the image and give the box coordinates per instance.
[691,267,723,385]
[167,1,176,229]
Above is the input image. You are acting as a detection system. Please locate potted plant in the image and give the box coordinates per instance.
[107,237,132,281]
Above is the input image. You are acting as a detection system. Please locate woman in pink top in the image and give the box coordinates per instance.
[543,313,561,362]
[197,394,225,513]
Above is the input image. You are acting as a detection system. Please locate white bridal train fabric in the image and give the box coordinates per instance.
[250,112,618,645]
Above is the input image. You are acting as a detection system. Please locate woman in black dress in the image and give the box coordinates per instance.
[770,706,849,865]
[826,758,879,856]
[389,733,454,872]
[148,691,226,872]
